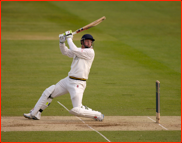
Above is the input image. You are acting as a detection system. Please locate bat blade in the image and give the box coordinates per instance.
[73,16,106,35]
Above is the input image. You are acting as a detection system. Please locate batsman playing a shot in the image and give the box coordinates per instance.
[24,30,104,121]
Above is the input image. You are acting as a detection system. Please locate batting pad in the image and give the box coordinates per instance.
[31,85,55,116]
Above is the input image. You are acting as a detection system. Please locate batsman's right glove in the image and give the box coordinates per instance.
[65,30,73,39]
[59,33,66,44]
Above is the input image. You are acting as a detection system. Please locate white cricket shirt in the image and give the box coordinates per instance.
[59,38,95,80]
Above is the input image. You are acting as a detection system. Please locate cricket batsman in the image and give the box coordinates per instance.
[23,30,104,121]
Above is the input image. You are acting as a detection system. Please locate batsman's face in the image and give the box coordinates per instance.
[84,39,92,48]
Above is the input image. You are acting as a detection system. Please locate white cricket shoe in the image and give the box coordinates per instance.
[23,112,41,120]
[34,112,41,120]
[94,114,104,121]
[23,113,34,119]
[81,105,93,111]
[81,105,104,121]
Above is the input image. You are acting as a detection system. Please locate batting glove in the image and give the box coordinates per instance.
[59,33,66,44]
[65,30,73,39]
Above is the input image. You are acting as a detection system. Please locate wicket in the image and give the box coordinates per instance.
[156,80,160,123]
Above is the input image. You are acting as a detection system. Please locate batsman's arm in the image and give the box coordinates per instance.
[59,43,74,58]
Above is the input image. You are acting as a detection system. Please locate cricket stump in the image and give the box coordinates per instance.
[156,80,160,123]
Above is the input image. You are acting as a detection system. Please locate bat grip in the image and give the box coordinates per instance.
[72,31,77,35]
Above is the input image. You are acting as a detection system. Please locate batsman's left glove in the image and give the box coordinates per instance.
[65,30,73,39]
[59,33,66,44]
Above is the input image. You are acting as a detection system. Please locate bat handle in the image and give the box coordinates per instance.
[72,31,77,35]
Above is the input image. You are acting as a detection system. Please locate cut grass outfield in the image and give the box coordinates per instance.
[1,131,181,142]
[1,1,181,142]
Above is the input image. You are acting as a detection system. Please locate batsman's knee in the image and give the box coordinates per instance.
[43,85,55,98]
[40,85,55,112]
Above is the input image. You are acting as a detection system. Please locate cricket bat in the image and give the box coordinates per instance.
[72,16,106,35]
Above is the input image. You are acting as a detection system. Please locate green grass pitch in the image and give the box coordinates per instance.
[1,1,181,142]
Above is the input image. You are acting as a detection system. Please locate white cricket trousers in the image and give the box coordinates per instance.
[51,76,86,108]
